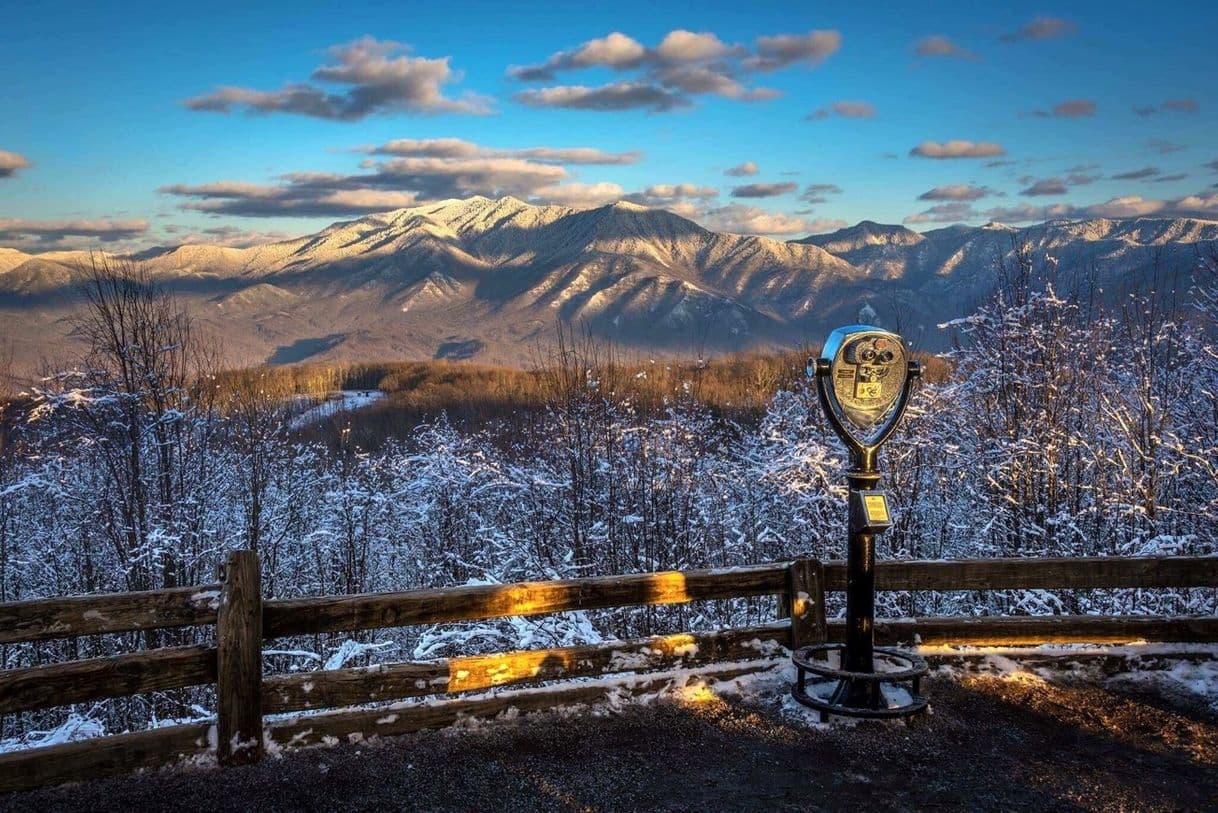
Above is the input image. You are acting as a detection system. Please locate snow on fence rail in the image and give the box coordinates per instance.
[0,584,221,644]
[1,552,1217,793]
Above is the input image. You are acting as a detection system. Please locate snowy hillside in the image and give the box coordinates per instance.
[1,196,1215,371]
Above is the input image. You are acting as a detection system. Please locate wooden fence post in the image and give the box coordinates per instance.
[216,549,263,766]
[786,558,827,650]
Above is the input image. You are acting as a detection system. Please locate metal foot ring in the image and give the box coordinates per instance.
[791,643,929,720]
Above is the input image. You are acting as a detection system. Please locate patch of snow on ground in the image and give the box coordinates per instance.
[921,642,1218,711]
[1100,651,1218,710]
[288,390,385,430]
[0,713,105,754]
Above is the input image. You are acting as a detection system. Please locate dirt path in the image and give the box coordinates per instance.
[3,673,1217,812]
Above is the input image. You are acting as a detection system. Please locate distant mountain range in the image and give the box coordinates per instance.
[2,196,1216,374]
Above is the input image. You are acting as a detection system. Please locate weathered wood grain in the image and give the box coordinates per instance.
[216,550,262,767]
[0,584,221,644]
[263,623,790,714]
[822,556,1218,593]
[0,645,216,715]
[0,722,211,794]
[263,563,787,638]
[786,558,827,649]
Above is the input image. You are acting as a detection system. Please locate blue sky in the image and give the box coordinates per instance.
[1,0,1216,249]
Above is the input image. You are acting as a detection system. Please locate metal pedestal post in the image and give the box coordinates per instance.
[789,457,929,720]
[837,468,880,709]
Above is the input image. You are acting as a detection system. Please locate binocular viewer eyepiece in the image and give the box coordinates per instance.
[808,326,921,461]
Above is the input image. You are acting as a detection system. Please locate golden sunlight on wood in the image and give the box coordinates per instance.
[490,584,557,616]
[792,591,811,620]
[445,631,705,693]
[447,649,579,693]
[646,633,700,657]
[641,571,692,605]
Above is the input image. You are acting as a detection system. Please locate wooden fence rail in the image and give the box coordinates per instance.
[0,584,221,645]
[1,553,1216,794]
[262,562,786,638]
[824,555,1218,592]
[0,644,217,715]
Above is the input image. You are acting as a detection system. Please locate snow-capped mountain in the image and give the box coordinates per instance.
[1,196,1215,372]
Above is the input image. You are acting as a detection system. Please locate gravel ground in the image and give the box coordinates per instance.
[3,671,1217,812]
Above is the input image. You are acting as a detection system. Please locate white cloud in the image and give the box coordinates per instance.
[514,82,690,112]
[1162,99,1200,112]
[807,100,876,120]
[1020,178,1068,196]
[910,140,1006,159]
[724,161,758,177]
[748,31,842,71]
[1026,99,1096,118]
[184,37,491,120]
[1167,193,1218,216]
[730,182,798,198]
[0,217,149,249]
[913,35,977,60]
[162,135,651,217]
[319,189,421,209]
[0,150,31,178]
[568,32,648,69]
[618,183,720,212]
[800,183,844,204]
[350,155,567,197]
[903,203,976,224]
[999,17,1077,43]
[1079,196,1167,218]
[640,183,719,200]
[1111,166,1160,180]
[801,218,850,234]
[701,204,830,235]
[532,182,626,207]
[509,28,839,112]
[162,224,297,248]
[656,201,702,219]
[918,185,996,201]
[367,138,641,165]
[655,30,737,63]
[508,32,647,80]
[904,189,1218,226]
[982,203,1077,222]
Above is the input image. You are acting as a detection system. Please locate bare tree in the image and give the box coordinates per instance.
[32,257,221,593]
[221,370,289,553]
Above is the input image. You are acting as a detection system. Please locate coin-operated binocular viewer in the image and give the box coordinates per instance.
[791,326,929,720]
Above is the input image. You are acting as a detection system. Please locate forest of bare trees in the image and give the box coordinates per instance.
[1,250,1216,749]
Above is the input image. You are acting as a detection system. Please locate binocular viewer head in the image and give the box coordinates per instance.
[808,325,921,456]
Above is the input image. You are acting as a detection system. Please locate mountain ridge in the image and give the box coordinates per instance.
[2,197,1215,374]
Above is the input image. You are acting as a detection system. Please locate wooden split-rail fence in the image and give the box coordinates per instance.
[1,552,1217,793]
